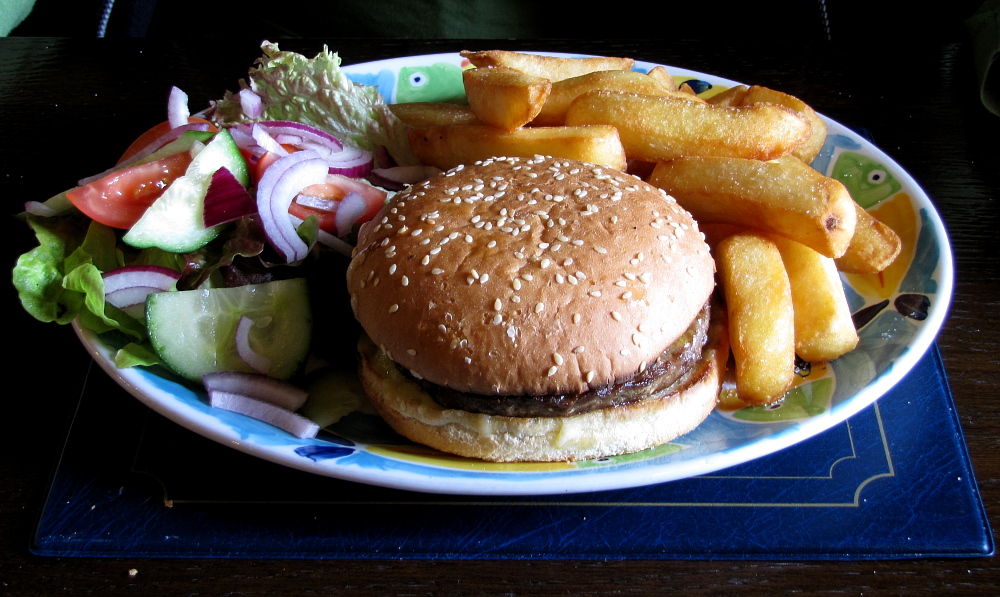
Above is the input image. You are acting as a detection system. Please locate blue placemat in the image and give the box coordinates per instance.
[31,346,993,560]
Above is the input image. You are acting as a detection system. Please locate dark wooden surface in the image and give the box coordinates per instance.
[2,36,997,595]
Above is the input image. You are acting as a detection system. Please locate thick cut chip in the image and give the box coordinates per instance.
[533,70,693,126]
[460,49,634,82]
[835,203,902,274]
[648,155,857,258]
[708,85,827,164]
[463,66,551,130]
[565,90,811,162]
[771,235,859,362]
[717,232,796,405]
[389,102,480,128]
[407,124,627,171]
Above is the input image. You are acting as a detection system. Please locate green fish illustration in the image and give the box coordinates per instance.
[830,151,902,209]
[732,378,833,422]
[396,63,467,104]
[577,441,684,468]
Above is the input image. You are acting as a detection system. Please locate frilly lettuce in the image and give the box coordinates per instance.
[211,41,416,168]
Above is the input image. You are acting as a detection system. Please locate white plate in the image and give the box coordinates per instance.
[76,52,953,496]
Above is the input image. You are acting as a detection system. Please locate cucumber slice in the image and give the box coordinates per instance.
[146,278,312,382]
[123,129,249,253]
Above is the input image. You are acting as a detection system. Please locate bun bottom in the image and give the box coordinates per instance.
[356,313,729,463]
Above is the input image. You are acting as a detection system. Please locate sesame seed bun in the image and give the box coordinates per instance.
[346,155,721,461]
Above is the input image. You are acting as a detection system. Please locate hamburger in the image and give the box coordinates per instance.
[346,155,728,462]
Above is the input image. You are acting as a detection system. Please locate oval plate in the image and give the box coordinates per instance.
[76,52,953,496]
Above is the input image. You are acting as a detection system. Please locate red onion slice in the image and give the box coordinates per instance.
[294,194,338,212]
[167,86,190,129]
[256,150,329,263]
[202,371,308,411]
[203,167,256,227]
[368,166,442,190]
[335,191,368,238]
[251,123,289,156]
[235,315,271,374]
[208,391,319,439]
[228,120,373,178]
[289,216,354,258]
[238,89,263,119]
[103,265,180,294]
[103,265,180,319]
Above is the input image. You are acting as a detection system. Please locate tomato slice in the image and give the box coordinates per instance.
[66,152,193,229]
[118,117,218,165]
[288,174,387,235]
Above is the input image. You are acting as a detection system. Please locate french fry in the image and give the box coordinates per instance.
[645,65,678,92]
[389,102,480,128]
[648,155,857,258]
[532,70,695,127]
[463,66,551,131]
[771,235,859,362]
[835,203,902,274]
[704,84,749,107]
[406,124,627,171]
[709,85,827,164]
[460,50,634,82]
[717,232,796,404]
[565,90,811,162]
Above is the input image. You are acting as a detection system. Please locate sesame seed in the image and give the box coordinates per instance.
[494,299,502,311]
[586,371,595,383]
[480,274,489,284]
[547,365,558,377]
[573,313,582,324]
[622,291,633,300]
[389,264,397,275]
[407,349,417,356]
[611,311,623,321]
[432,268,445,275]
[573,346,585,354]
[401,276,409,286]
[512,279,522,291]
[535,302,545,313]
[492,313,502,324]
[389,304,399,313]
[421,256,430,265]
[589,290,601,297]
[595,246,608,254]
[553,353,564,365]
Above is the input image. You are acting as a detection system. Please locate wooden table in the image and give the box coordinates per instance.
[2,36,997,594]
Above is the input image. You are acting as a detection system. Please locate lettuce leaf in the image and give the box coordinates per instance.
[211,41,416,168]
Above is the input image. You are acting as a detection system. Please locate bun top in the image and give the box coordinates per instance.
[346,155,714,396]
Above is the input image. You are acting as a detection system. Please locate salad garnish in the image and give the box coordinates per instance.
[12,42,420,436]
